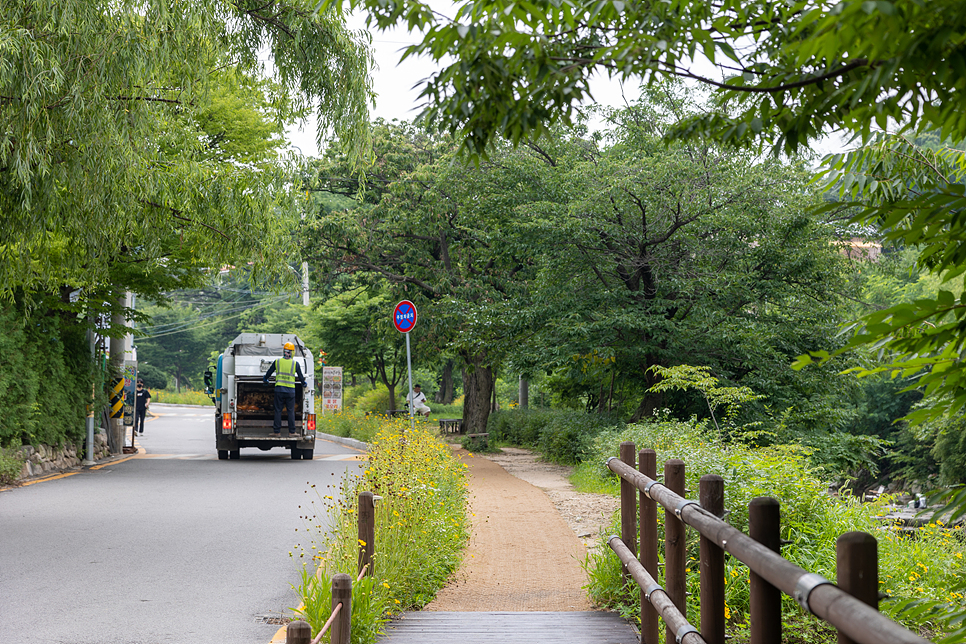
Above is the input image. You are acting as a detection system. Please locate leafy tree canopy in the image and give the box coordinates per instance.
[306,89,853,433]
[1,0,374,310]
[320,0,966,156]
[318,0,966,434]
[497,90,854,428]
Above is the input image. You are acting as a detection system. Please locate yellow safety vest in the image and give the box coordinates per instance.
[274,358,297,389]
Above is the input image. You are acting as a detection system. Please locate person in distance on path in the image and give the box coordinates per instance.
[133,379,151,435]
[407,384,432,417]
[263,341,307,434]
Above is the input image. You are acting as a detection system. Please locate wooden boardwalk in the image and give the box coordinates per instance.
[378,611,639,644]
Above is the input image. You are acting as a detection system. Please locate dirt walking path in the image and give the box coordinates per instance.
[424,447,619,612]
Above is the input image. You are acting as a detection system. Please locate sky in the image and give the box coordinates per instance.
[283,11,635,157]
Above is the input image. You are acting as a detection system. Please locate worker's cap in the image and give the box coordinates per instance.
[283,342,295,351]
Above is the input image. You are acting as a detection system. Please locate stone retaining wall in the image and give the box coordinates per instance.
[17,433,111,479]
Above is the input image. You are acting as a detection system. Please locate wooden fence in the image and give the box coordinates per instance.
[286,492,377,644]
[607,441,933,644]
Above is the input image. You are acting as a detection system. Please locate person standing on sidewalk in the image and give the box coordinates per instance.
[133,379,151,435]
[263,341,307,434]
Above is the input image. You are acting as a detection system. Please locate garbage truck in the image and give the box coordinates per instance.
[205,333,316,460]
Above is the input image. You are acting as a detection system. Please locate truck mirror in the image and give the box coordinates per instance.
[204,370,213,389]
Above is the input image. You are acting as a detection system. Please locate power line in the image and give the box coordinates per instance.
[139,295,293,339]
[139,297,276,331]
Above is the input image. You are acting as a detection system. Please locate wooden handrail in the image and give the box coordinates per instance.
[606,456,932,644]
[609,536,707,644]
[309,602,342,644]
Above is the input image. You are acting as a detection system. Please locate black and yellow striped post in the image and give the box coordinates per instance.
[110,377,124,420]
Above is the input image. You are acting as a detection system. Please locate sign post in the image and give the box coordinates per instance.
[392,300,418,435]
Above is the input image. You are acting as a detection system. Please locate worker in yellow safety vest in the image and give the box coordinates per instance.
[262,341,307,434]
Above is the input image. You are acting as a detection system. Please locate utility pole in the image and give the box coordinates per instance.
[108,292,137,454]
[109,295,126,455]
[302,261,310,306]
[83,326,97,465]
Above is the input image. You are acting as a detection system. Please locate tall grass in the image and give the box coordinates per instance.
[294,418,469,643]
[316,410,442,444]
[151,389,212,405]
[582,417,966,642]
[316,410,388,443]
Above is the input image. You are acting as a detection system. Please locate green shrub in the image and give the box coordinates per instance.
[0,304,91,448]
[342,383,375,410]
[461,433,494,453]
[798,430,891,481]
[583,417,966,641]
[349,385,396,413]
[487,408,625,464]
[488,408,553,446]
[0,440,25,485]
[136,363,169,390]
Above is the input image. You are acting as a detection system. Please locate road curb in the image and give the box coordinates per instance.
[316,432,368,452]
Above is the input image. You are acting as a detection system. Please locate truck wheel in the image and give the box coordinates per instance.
[290,448,302,460]
[301,449,313,460]
[218,450,228,460]
[229,449,240,460]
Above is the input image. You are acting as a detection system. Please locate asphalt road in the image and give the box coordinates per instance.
[0,403,365,644]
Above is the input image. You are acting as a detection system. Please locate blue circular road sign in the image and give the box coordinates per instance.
[393,300,417,333]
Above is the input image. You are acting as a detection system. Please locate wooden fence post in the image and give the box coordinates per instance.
[665,458,687,644]
[640,448,660,644]
[837,532,879,644]
[749,497,782,644]
[620,441,637,579]
[700,474,725,644]
[358,491,375,578]
[286,619,311,644]
[331,573,352,644]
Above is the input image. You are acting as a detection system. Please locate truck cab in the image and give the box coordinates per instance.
[206,333,316,460]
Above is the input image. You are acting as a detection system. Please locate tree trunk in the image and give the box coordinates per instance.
[461,355,494,434]
[630,391,664,422]
[375,357,400,410]
[435,360,454,404]
[629,361,663,422]
[519,376,529,409]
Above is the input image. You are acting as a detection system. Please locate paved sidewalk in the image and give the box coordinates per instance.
[425,450,591,611]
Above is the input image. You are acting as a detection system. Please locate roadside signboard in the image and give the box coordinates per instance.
[393,300,417,333]
[321,366,343,413]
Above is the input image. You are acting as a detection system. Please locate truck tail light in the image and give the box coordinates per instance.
[307,414,316,432]
[222,413,233,431]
